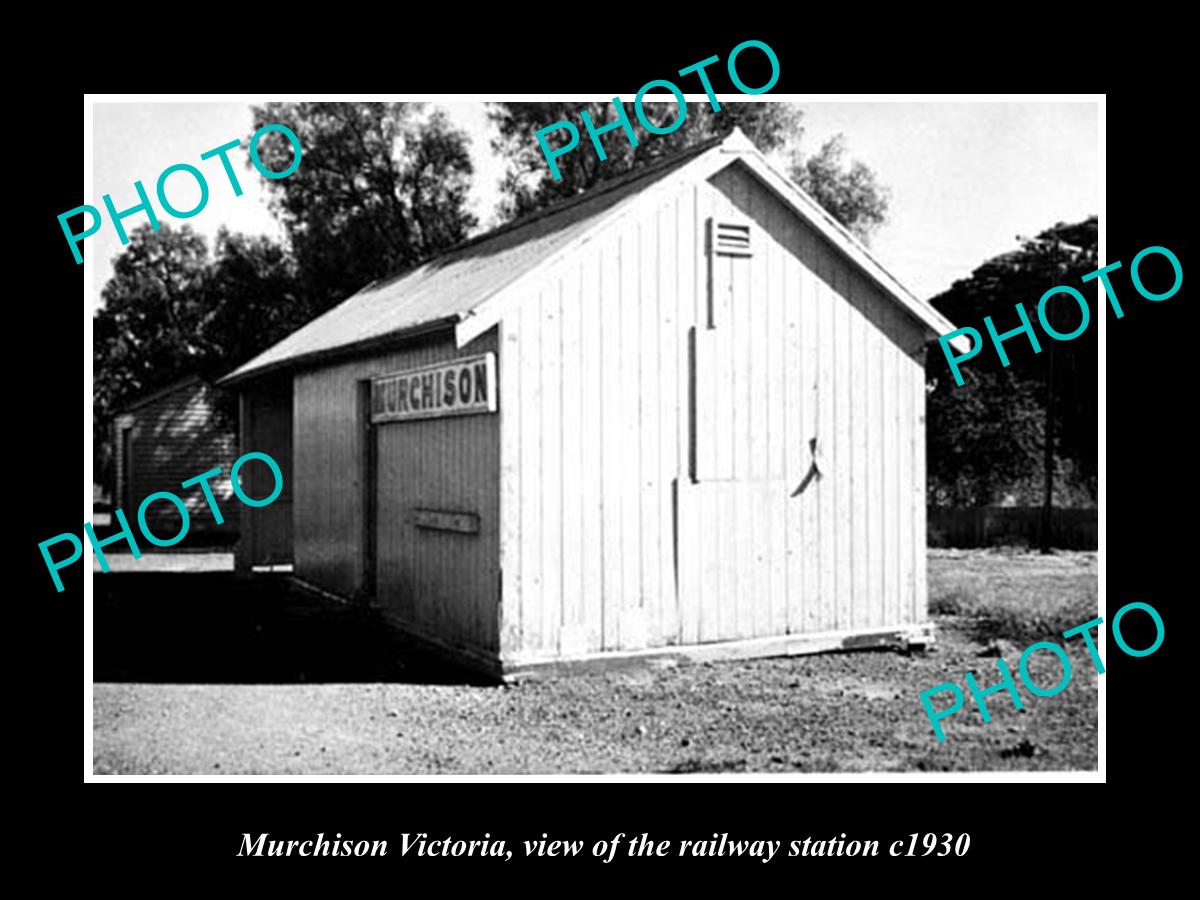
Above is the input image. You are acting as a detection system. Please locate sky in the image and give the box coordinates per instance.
[90,100,1098,301]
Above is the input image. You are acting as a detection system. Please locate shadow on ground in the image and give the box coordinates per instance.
[94,572,491,686]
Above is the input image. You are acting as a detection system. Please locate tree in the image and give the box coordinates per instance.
[92,224,303,488]
[249,102,476,313]
[93,224,211,488]
[925,367,1046,506]
[926,216,1099,509]
[490,101,890,241]
[201,228,305,372]
[788,135,889,242]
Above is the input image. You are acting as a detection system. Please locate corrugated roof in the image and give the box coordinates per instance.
[223,139,721,384]
[115,374,207,415]
[224,128,965,385]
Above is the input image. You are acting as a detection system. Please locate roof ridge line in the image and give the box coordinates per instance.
[365,135,726,295]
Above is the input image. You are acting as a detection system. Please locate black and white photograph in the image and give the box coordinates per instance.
[82,95,1101,776]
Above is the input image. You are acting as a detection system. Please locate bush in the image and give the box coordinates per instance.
[929,590,966,616]
[928,551,1097,646]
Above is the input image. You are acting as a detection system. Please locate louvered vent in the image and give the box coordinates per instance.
[712,220,752,257]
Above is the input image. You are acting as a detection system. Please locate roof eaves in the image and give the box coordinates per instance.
[456,140,732,347]
[219,315,461,388]
[115,373,208,415]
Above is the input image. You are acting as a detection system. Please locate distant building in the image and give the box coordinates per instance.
[112,375,241,545]
[224,129,959,679]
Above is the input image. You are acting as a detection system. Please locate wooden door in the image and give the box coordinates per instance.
[678,323,788,644]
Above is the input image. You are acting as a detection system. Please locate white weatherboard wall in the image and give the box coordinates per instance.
[498,161,929,665]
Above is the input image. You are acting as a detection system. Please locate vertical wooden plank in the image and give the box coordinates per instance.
[897,325,910,626]
[734,481,752,639]
[902,324,907,628]
[640,211,662,647]
[681,330,701,645]
[600,240,623,650]
[675,482,697,646]
[781,217,799,633]
[731,250,743,485]
[895,351,907,625]
[541,282,563,654]
[699,322,717,483]
[714,258,733,481]
[832,256,852,633]
[701,485,722,642]
[732,484,747,639]
[715,484,735,640]
[681,189,700,643]
[754,488,769,641]
[902,349,916,624]
[694,187,711,481]
[815,249,835,633]
[724,182,742,483]
[684,185,700,474]
[292,382,307,574]
[713,181,733,482]
[899,348,915,625]
[620,230,642,649]
[897,340,914,626]
[882,303,899,628]
[659,199,681,646]
[913,349,928,624]
[335,377,346,586]
[561,266,584,650]
[768,196,788,639]
[849,272,868,631]
[736,251,751,482]
[864,281,882,628]
[581,248,604,652]
[796,236,818,635]
[358,381,376,598]
[520,291,544,655]
[875,286,889,627]
[768,191,787,483]
[748,190,769,485]
[686,186,707,645]
[732,186,752,637]
[501,321,525,657]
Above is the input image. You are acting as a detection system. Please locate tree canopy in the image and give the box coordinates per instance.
[926,216,1099,507]
[489,102,890,242]
[249,102,476,314]
[92,224,303,487]
[94,104,481,488]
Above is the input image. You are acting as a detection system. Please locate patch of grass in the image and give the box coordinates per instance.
[928,550,1097,645]
[929,589,967,616]
[969,606,1090,646]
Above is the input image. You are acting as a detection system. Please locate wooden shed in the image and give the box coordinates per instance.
[112,375,240,543]
[223,129,960,679]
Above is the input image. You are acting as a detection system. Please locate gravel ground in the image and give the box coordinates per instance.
[91,551,1098,774]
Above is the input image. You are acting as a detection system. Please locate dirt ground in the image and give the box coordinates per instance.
[91,550,1098,774]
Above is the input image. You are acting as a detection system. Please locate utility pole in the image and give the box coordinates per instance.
[1038,238,1076,555]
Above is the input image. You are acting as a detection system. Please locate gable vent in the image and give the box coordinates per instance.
[712,220,753,257]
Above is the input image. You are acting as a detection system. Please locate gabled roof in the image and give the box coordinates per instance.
[223,128,962,386]
[115,374,209,415]
[221,140,721,385]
